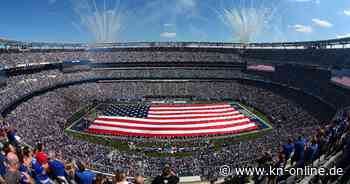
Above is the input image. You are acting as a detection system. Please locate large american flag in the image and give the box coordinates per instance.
[87,103,258,137]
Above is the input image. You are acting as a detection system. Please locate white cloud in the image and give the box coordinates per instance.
[336,33,350,39]
[160,32,177,38]
[294,24,313,33]
[312,18,333,28]
[344,10,350,16]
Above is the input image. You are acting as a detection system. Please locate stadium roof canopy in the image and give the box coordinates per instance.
[1,37,350,50]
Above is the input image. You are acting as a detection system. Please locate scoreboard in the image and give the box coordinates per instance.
[61,60,91,73]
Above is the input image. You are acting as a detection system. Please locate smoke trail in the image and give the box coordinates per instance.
[219,0,278,43]
[72,0,122,43]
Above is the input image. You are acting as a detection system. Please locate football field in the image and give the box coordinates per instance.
[66,101,272,145]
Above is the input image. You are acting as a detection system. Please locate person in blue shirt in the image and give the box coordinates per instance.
[48,160,65,178]
[22,146,52,184]
[75,161,96,184]
[32,157,52,184]
[6,128,18,147]
[19,163,35,184]
[282,138,294,161]
[46,152,68,184]
[19,147,37,184]
[291,136,306,167]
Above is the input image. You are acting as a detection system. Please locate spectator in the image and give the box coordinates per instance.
[336,128,350,183]
[152,166,179,184]
[93,173,106,184]
[3,142,16,156]
[64,161,75,182]
[305,137,318,165]
[0,146,6,183]
[6,128,17,146]
[282,138,294,161]
[134,174,144,184]
[47,151,68,184]
[35,143,48,165]
[21,146,51,184]
[4,152,21,184]
[291,136,306,167]
[316,128,327,157]
[75,162,96,184]
[114,170,128,184]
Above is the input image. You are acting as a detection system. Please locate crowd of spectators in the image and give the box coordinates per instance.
[0,50,349,184]
[0,68,257,117]
[0,98,348,184]
[1,79,326,179]
[0,133,178,184]
[2,44,350,67]
[242,48,350,67]
[245,110,350,184]
[1,48,350,108]
[0,49,241,68]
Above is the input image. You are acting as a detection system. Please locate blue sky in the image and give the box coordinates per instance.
[0,0,350,43]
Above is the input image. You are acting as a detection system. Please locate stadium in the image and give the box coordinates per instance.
[1,0,350,184]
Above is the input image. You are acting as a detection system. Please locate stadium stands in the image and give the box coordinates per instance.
[0,41,349,184]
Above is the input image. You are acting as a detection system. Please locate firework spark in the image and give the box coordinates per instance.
[219,0,276,43]
[72,0,122,43]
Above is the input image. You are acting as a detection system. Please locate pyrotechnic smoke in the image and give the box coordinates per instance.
[72,0,122,43]
[219,0,276,43]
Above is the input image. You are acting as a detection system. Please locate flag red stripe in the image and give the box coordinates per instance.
[150,103,229,107]
[149,106,234,111]
[90,121,251,131]
[87,126,258,137]
[148,110,236,115]
[88,103,259,138]
[147,113,240,120]
[95,116,249,125]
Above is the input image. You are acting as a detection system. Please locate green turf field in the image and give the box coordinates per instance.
[64,101,273,155]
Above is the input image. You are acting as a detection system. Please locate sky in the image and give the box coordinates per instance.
[0,0,350,43]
